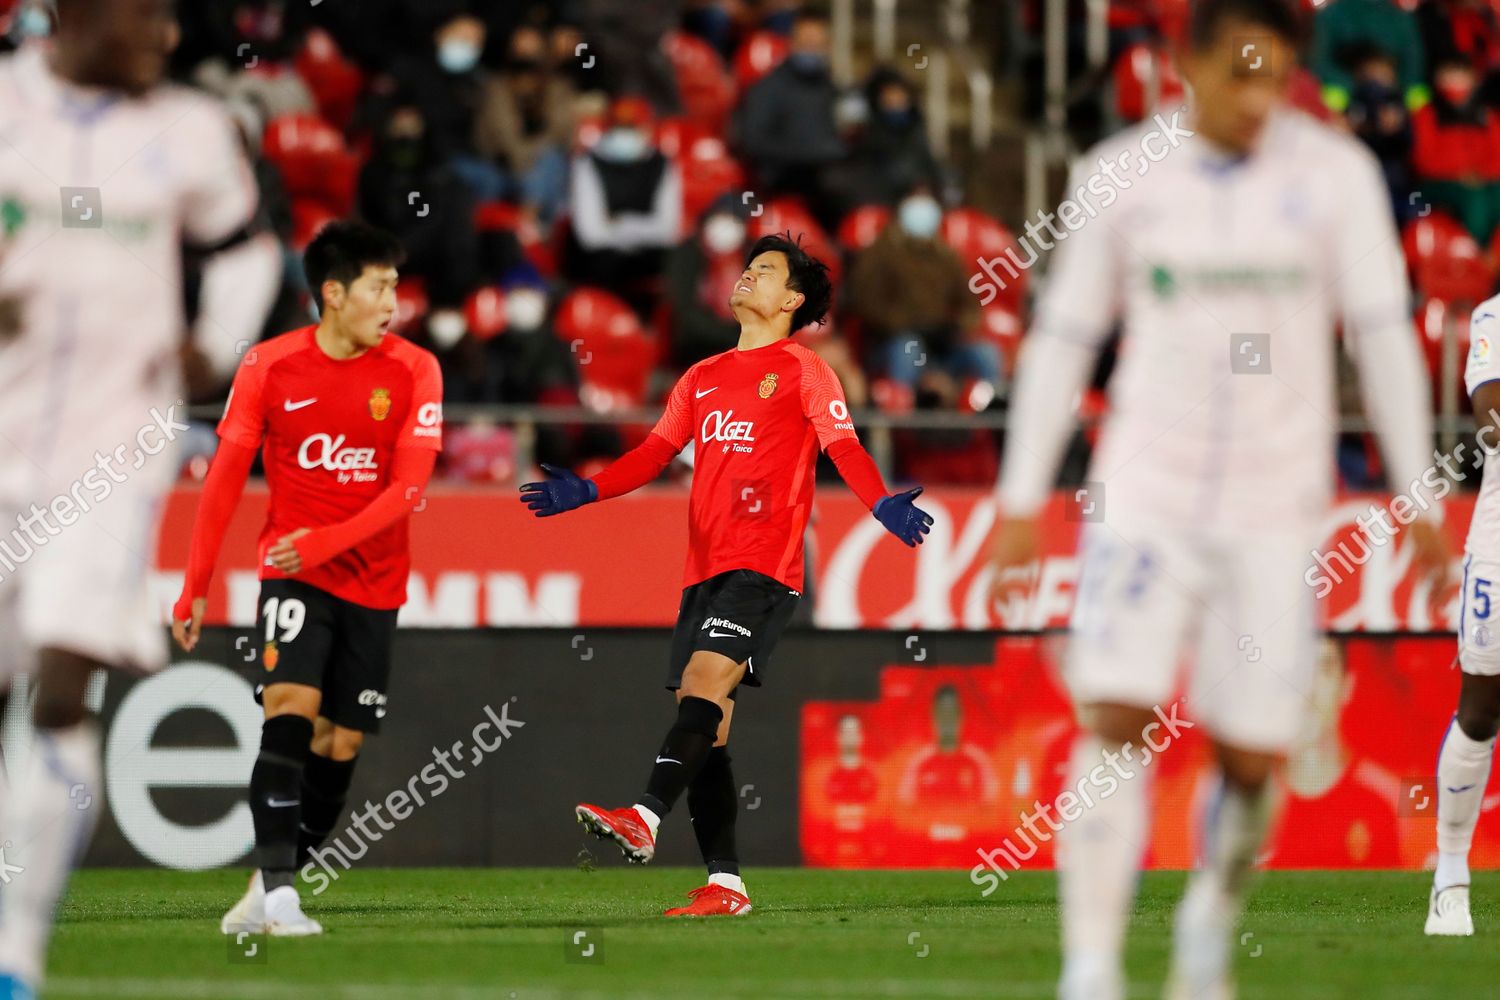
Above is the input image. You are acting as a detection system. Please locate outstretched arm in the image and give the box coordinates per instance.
[802,350,932,546]
[171,440,258,651]
[520,367,696,517]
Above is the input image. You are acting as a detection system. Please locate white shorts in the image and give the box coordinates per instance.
[1066,521,1320,753]
[0,477,169,686]
[1458,554,1500,675]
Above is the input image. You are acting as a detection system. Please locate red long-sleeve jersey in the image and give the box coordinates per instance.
[175,326,443,615]
[593,338,889,591]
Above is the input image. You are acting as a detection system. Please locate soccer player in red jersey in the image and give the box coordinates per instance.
[171,222,443,936]
[521,233,932,916]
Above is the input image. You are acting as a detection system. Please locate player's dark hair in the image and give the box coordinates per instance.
[744,233,832,334]
[303,220,406,309]
[1189,0,1304,52]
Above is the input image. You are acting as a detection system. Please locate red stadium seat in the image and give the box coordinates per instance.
[289,199,337,250]
[978,301,1024,379]
[1403,213,1494,307]
[941,207,1026,317]
[654,116,714,161]
[680,137,747,235]
[662,31,736,136]
[837,205,892,253]
[262,113,359,215]
[1114,43,1186,123]
[392,278,429,337]
[465,286,508,342]
[442,423,517,483]
[734,30,788,91]
[749,197,841,284]
[1416,297,1473,407]
[553,288,658,411]
[895,429,999,485]
[293,29,365,132]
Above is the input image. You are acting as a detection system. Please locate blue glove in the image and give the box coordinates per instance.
[873,486,933,546]
[519,463,598,517]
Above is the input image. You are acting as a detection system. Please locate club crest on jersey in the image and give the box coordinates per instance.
[758,372,779,399]
[263,641,279,671]
[369,387,391,421]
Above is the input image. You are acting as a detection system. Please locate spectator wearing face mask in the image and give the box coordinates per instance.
[849,187,999,406]
[566,96,683,319]
[850,67,941,208]
[475,25,577,226]
[489,268,578,405]
[663,195,752,368]
[1412,54,1500,240]
[1342,45,1413,222]
[360,13,503,201]
[358,100,481,321]
[735,8,851,229]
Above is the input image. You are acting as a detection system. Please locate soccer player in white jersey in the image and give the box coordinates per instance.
[989,1,1450,997]
[0,2,277,996]
[1427,302,1500,936]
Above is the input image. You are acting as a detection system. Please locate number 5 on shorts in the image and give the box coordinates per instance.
[1473,578,1493,621]
[262,596,306,643]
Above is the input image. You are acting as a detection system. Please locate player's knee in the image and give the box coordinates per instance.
[329,726,364,761]
[1456,675,1500,741]
[262,682,320,720]
[1215,745,1276,792]
[31,648,100,729]
[679,653,742,701]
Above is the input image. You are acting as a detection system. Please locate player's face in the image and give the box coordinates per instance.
[331,265,398,348]
[69,0,176,95]
[729,251,804,329]
[1180,19,1294,154]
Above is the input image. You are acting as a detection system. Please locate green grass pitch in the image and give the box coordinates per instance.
[41,868,1496,999]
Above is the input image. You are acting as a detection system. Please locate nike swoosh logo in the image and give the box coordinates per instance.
[655,756,682,765]
[1448,784,1477,793]
[284,398,317,411]
[266,798,299,808]
[708,629,746,638]
[695,387,719,398]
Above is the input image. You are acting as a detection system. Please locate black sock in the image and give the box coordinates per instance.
[296,753,357,868]
[250,714,313,889]
[639,696,723,817]
[688,744,739,877]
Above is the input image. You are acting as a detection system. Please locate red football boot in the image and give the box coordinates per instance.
[575,803,656,863]
[663,883,753,917]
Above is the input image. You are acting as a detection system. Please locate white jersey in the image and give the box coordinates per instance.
[0,44,258,670]
[999,108,1434,535]
[0,44,256,499]
[1462,300,1500,560]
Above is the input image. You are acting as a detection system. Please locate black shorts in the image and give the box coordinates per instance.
[255,579,398,733]
[667,569,800,697]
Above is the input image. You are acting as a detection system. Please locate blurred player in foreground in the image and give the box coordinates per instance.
[989,1,1450,997]
[172,221,442,936]
[0,1,278,995]
[522,234,931,916]
[1427,302,1500,935]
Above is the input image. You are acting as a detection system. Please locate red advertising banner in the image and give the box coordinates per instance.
[800,635,1485,871]
[153,486,1471,631]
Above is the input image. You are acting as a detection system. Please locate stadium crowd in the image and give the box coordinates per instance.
[2,0,1496,487]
